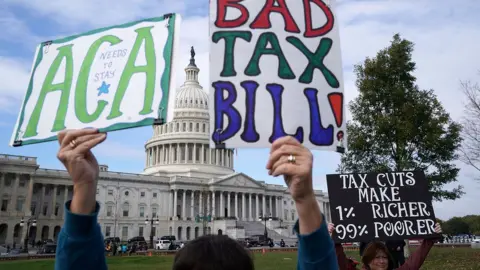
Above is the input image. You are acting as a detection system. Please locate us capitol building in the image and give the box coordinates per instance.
[0,51,331,246]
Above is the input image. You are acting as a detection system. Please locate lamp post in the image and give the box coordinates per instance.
[145,215,159,249]
[20,217,36,253]
[258,214,272,239]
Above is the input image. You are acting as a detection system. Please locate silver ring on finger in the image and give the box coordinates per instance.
[69,139,78,149]
[287,154,296,164]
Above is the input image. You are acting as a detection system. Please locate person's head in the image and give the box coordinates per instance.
[362,241,394,270]
[172,235,254,270]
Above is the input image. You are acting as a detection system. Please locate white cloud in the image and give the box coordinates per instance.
[95,140,145,160]
[1,0,479,219]
[0,7,44,46]
[4,0,187,29]
[0,57,31,112]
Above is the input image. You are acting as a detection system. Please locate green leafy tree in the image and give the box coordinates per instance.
[442,217,470,235]
[462,215,480,235]
[340,34,463,201]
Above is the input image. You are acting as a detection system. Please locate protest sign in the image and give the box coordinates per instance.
[208,0,345,150]
[10,14,181,147]
[326,171,438,243]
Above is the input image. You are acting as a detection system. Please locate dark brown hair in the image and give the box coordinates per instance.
[172,235,254,270]
[361,241,394,270]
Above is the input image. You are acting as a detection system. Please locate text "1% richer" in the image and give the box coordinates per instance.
[336,206,355,221]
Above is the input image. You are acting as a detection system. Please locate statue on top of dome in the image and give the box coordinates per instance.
[189,46,196,66]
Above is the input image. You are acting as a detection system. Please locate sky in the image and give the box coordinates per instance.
[0,0,479,220]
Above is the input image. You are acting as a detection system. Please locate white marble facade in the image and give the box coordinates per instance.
[0,53,331,246]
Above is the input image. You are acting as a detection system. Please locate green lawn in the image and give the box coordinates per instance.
[1,248,479,269]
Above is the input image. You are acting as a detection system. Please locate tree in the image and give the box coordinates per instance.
[459,79,480,180]
[462,215,480,235]
[340,34,464,201]
[442,217,470,235]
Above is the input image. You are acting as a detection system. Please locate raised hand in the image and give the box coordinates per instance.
[266,136,322,235]
[266,136,314,202]
[328,223,335,237]
[57,129,107,214]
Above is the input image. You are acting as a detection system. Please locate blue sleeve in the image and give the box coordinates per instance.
[55,201,107,270]
[295,217,339,270]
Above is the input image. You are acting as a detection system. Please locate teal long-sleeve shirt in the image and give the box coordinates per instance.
[55,201,338,270]
[55,201,107,270]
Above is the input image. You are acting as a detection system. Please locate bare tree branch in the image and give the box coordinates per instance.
[459,79,480,180]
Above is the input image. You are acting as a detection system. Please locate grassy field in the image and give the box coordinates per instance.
[1,247,479,269]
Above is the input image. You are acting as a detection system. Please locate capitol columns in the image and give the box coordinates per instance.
[0,173,4,191]
[182,190,186,220]
[173,189,178,219]
[8,173,20,212]
[219,191,224,217]
[193,144,197,164]
[199,191,203,215]
[279,197,284,220]
[63,186,69,218]
[227,192,231,217]
[190,191,194,218]
[212,190,216,218]
[269,196,273,216]
[184,145,188,164]
[176,144,180,164]
[207,192,211,216]
[169,191,173,217]
[51,185,57,217]
[255,194,259,219]
[249,193,252,221]
[262,195,266,216]
[241,193,246,221]
[24,175,35,217]
[21,174,36,246]
[234,192,238,219]
[39,185,46,216]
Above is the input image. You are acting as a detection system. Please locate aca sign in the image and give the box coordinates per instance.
[11,14,180,146]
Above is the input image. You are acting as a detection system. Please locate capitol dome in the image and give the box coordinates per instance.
[143,47,235,177]
[174,56,209,111]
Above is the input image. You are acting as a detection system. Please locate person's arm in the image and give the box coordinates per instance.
[397,239,434,270]
[53,129,108,270]
[54,169,106,270]
[295,195,338,270]
[335,243,348,270]
[54,201,107,270]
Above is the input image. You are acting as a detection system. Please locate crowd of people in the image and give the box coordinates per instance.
[52,129,441,270]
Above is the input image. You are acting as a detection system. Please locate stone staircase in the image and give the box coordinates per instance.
[237,221,292,241]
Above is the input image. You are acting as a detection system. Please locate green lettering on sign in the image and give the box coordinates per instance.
[287,37,339,87]
[24,44,74,138]
[108,26,157,120]
[212,31,252,77]
[245,32,295,80]
[76,35,123,123]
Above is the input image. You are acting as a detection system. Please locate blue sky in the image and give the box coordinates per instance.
[1,0,480,220]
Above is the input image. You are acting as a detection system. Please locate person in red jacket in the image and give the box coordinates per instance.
[328,223,359,270]
[330,223,442,270]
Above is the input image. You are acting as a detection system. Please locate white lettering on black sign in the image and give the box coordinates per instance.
[327,171,438,242]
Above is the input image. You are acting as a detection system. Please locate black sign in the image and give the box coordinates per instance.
[326,171,437,243]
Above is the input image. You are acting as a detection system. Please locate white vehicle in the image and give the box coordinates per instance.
[155,240,171,250]
[473,236,480,243]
